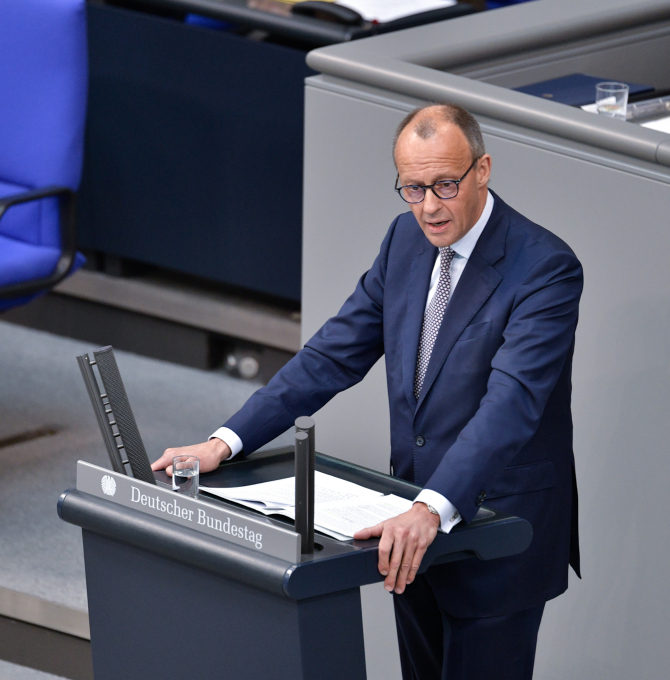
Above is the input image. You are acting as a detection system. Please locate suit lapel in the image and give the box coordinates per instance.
[414,199,509,414]
[401,244,438,408]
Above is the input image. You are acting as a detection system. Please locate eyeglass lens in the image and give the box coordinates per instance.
[401,180,458,203]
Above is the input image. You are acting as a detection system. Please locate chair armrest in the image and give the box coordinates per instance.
[0,185,77,299]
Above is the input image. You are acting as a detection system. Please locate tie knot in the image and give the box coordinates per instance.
[439,246,455,268]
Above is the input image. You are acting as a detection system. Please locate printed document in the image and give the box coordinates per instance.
[200,473,413,540]
[284,494,414,540]
[201,471,382,511]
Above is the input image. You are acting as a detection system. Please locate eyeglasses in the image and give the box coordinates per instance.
[395,157,480,204]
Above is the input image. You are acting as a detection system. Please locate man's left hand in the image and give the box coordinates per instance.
[353,502,440,594]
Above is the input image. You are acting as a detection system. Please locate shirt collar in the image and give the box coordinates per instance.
[449,191,494,260]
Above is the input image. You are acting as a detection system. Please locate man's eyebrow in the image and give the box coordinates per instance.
[400,175,458,186]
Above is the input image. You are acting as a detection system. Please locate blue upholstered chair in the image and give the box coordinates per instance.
[0,0,88,312]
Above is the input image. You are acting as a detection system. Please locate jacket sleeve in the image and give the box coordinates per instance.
[222,217,399,454]
[423,248,584,523]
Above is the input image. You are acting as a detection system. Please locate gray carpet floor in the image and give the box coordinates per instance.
[0,320,292,612]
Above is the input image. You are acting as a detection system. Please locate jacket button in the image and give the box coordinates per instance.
[476,490,487,506]
[415,436,425,447]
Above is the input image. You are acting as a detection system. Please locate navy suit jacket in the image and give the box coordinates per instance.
[225,192,583,617]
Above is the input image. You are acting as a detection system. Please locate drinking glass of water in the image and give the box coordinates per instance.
[596,82,629,120]
[172,455,199,497]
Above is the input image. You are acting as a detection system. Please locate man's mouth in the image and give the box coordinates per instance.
[427,220,450,230]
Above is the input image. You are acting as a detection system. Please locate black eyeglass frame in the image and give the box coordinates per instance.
[394,156,480,204]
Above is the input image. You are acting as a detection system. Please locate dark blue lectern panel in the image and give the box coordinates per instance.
[62,447,532,680]
[84,530,366,680]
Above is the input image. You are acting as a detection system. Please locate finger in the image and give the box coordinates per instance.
[384,525,410,590]
[377,527,394,578]
[384,539,406,592]
[151,448,176,471]
[394,537,419,594]
[150,454,169,471]
[393,553,414,593]
[405,544,427,586]
[353,523,383,540]
[396,537,428,593]
[166,464,173,477]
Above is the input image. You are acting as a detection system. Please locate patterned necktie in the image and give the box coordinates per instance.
[414,246,456,400]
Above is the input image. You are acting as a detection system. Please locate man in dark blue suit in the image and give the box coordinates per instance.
[153,104,582,679]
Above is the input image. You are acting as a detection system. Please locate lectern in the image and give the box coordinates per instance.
[59,448,532,680]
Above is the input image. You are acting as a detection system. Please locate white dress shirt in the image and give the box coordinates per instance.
[412,191,494,532]
[211,191,495,534]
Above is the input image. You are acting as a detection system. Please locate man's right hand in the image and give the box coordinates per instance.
[151,438,231,476]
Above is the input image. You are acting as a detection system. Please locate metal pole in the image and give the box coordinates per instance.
[294,431,312,554]
[295,415,316,554]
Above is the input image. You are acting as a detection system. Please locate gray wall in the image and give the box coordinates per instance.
[453,20,670,89]
[302,81,419,679]
[303,75,670,679]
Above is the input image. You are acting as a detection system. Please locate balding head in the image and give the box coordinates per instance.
[393,104,485,165]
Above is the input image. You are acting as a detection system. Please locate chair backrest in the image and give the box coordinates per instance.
[0,0,88,191]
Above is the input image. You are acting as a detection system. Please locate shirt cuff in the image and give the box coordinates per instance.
[209,427,243,459]
[414,489,462,534]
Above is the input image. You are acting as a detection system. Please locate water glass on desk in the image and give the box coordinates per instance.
[172,455,199,497]
[596,82,629,120]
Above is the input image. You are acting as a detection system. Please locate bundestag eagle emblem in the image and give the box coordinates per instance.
[101,475,117,497]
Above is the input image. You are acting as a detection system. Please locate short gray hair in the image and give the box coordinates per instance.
[392,104,485,164]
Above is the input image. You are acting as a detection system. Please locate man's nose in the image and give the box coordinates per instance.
[423,187,443,214]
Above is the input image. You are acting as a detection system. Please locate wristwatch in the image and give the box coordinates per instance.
[415,501,440,518]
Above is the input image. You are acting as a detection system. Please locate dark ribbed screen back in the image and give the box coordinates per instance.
[93,346,156,485]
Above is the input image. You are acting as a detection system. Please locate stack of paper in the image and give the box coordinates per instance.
[337,0,457,23]
[200,472,413,540]
[278,0,457,23]
[286,494,414,540]
[640,116,670,134]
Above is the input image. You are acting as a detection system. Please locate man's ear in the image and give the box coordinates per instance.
[477,154,492,187]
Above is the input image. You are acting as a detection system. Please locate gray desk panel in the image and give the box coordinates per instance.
[306,0,670,167]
